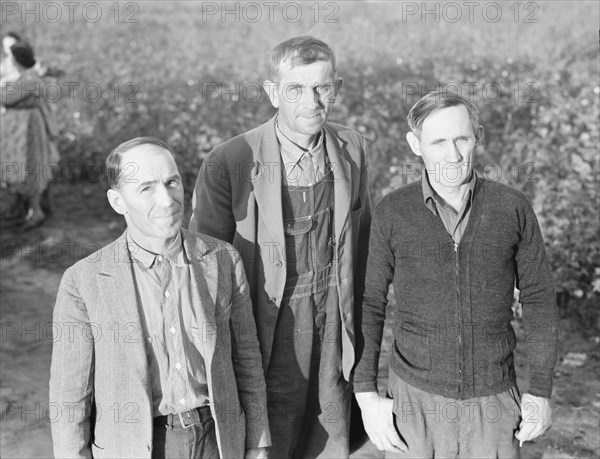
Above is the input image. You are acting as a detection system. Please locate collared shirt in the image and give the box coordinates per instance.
[422,170,477,244]
[127,231,209,416]
[275,116,327,186]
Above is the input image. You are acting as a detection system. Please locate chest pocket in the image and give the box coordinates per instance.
[284,215,313,276]
[284,206,334,277]
[284,215,313,235]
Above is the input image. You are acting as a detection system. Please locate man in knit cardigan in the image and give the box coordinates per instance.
[353,90,558,458]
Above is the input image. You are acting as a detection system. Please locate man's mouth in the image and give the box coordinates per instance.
[155,211,181,220]
[301,113,321,120]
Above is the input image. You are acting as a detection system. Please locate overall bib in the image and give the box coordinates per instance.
[266,167,351,458]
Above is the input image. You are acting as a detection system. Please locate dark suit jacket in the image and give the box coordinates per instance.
[189,116,372,380]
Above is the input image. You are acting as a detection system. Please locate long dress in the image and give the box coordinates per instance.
[1,68,59,198]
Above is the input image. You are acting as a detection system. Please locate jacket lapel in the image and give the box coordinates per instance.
[325,125,352,245]
[252,118,353,248]
[97,233,150,383]
[183,230,216,357]
[252,116,286,258]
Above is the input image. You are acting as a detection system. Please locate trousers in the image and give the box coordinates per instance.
[385,369,521,459]
[151,406,219,459]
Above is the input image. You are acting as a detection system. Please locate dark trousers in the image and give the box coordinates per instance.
[266,285,351,459]
[152,406,219,459]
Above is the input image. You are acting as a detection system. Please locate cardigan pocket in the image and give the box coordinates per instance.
[395,326,431,371]
[485,328,516,387]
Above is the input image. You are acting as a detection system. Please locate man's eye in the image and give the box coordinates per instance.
[141,186,151,192]
[316,83,335,95]
[284,85,302,99]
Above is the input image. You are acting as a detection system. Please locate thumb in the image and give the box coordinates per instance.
[515,421,533,442]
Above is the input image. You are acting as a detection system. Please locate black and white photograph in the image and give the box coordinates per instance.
[0,1,598,458]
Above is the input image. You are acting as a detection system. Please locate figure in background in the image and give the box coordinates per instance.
[0,32,22,83]
[1,42,59,229]
[1,31,61,84]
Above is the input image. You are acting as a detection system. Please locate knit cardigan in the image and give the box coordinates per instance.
[353,177,558,399]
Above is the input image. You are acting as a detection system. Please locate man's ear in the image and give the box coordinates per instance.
[107,188,126,216]
[406,131,422,157]
[329,77,343,104]
[263,80,279,108]
[475,125,485,146]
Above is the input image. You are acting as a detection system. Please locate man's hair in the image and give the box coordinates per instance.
[105,137,172,189]
[407,90,480,138]
[269,35,336,80]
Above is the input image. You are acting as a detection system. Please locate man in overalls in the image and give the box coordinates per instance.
[189,36,372,457]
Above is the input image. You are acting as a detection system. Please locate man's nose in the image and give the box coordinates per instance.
[446,141,463,163]
[155,184,175,206]
[302,86,323,108]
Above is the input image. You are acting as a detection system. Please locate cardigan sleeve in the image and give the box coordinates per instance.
[352,196,395,393]
[515,196,558,398]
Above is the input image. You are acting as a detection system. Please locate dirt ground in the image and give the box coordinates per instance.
[1,181,599,458]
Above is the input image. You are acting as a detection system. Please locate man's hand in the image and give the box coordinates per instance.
[515,393,552,445]
[355,392,407,453]
[245,447,268,459]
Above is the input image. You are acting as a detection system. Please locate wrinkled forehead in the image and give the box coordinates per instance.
[274,49,336,79]
[276,57,335,81]
[420,105,476,136]
[282,49,333,67]
[120,145,179,179]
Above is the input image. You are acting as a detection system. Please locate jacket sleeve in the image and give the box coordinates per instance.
[189,150,236,243]
[352,134,373,371]
[49,268,94,458]
[228,247,271,449]
[515,196,558,398]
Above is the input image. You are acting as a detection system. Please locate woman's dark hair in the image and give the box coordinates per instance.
[10,42,36,69]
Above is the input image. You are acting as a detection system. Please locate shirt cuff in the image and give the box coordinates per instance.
[352,381,379,394]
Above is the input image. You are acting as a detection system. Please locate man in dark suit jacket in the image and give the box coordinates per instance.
[49,137,270,458]
[190,36,372,457]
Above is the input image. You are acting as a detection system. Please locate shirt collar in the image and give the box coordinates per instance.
[126,230,187,269]
[422,168,477,215]
[275,115,325,166]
